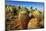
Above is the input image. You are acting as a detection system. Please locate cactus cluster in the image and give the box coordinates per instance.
[5,5,44,30]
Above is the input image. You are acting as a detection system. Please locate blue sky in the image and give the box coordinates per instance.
[5,1,44,11]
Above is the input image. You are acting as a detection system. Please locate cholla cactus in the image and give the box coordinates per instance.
[15,11,29,29]
[40,13,44,27]
[28,10,44,29]
[28,18,41,29]
[6,5,44,30]
[32,10,41,18]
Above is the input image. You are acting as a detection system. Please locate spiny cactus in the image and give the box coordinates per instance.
[28,18,41,29]
[15,11,29,29]
[5,5,44,30]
